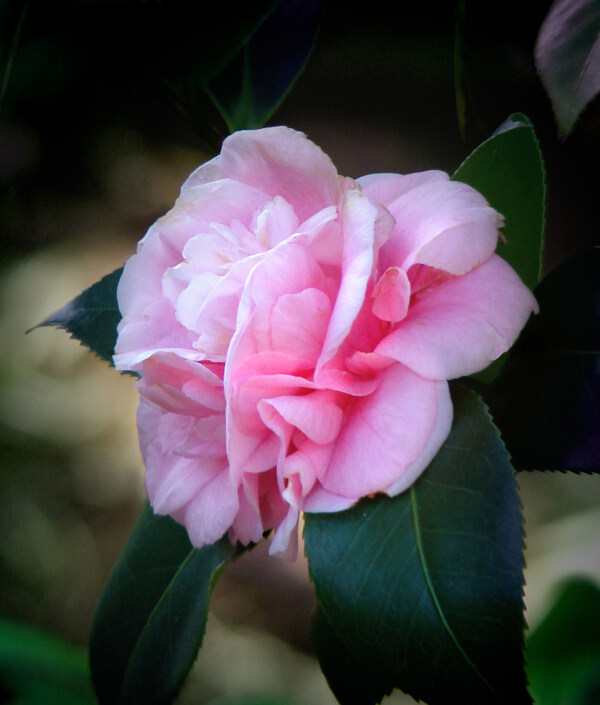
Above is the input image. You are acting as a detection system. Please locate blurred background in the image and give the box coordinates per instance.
[0,1,599,703]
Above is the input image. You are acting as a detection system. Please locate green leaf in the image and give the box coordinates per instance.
[0,618,96,705]
[482,247,600,473]
[453,113,545,294]
[304,384,530,705]
[526,578,600,705]
[157,1,280,142]
[160,2,280,93]
[311,607,395,705]
[207,0,327,131]
[34,267,122,366]
[535,0,600,137]
[89,501,243,705]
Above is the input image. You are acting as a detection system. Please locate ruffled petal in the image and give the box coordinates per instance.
[266,391,344,446]
[214,127,341,221]
[376,254,538,380]
[320,364,451,497]
[384,380,452,495]
[182,468,239,547]
[318,188,379,367]
[139,402,228,516]
[361,171,500,276]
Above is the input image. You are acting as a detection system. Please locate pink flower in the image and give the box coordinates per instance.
[114,127,537,558]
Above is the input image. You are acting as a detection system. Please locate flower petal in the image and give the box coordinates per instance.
[212,127,341,221]
[266,391,344,445]
[139,403,228,516]
[181,468,239,547]
[361,171,500,275]
[372,266,411,322]
[376,255,538,380]
[321,364,451,497]
[318,188,379,367]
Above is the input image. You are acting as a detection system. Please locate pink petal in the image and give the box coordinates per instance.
[138,353,225,414]
[114,299,197,371]
[232,470,288,545]
[180,154,223,189]
[320,364,452,497]
[215,127,341,221]
[139,403,228,516]
[357,170,449,206]
[371,266,411,322]
[318,189,379,367]
[230,481,264,545]
[270,288,332,364]
[230,365,318,434]
[376,255,538,380]
[303,484,356,512]
[251,195,300,248]
[265,391,344,446]
[280,449,318,502]
[269,506,299,558]
[361,171,500,276]
[171,179,270,242]
[384,380,453,495]
[182,468,239,547]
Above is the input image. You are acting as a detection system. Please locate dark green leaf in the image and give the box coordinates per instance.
[535,0,600,136]
[311,608,394,705]
[34,267,122,366]
[158,1,280,95]
[89,501,243,705]
[208,0,327,131]
[526,578,600,705]
[158,1,280,141]
[304,384,530,705]
[453,113,545,294]
[0,618,95,705]
[482,247,600,473]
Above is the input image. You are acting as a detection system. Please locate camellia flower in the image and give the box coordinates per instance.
[114,126,537,558]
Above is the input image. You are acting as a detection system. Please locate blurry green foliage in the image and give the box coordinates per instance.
[527,577,600,705]
[0,618,96,705]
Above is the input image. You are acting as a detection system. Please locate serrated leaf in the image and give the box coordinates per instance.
[526,578,600,705]
[535,0,600,136]
[89,501,243,705]
[304,384,530,705]
[482,247,600,473]
[207,0,327,131]
[35,267,122,366]
[453,113,545,294]
[0,619,96,705]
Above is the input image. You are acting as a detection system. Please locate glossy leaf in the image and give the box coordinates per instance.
[482,247,600,473]
[535,0,600,136]
[208,0,327,131]
[89,501,242,705]
[0,619,95,705]
[304,384,530,705]
[453,113,545,294]
[526,578,600,705]
[35,267,122,366]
